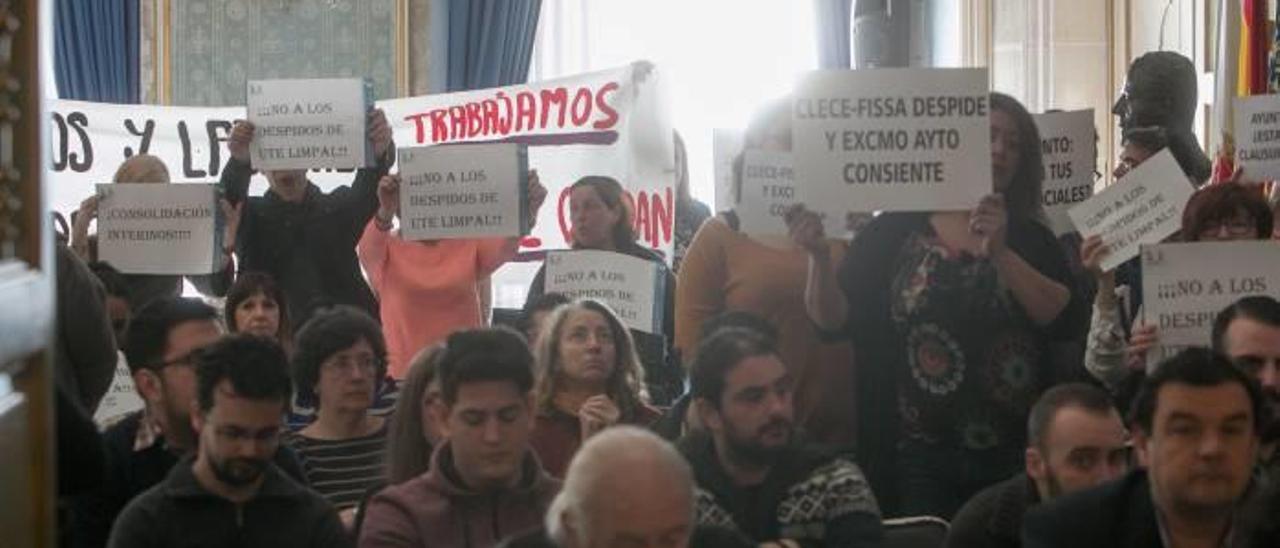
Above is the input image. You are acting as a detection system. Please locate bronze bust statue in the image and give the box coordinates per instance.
[1113,51,1211,183]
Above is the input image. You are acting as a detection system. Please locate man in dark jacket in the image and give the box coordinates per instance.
[946,383,1128,548]
[1022,349,1264,548]
[70,298,304,548]
[221,109,393,326]
[681,327,882,547]
[55,245,118,411]
[107,335,347,548]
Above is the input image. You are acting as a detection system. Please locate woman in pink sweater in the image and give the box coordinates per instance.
[358,171,546,379]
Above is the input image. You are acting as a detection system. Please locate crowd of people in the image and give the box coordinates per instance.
[47,49,1280,548]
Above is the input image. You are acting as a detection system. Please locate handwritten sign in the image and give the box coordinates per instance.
[1067,150,1194,272]
[1234,94,1280,181]
[397,143,530,240]
[246,78,373,170]
[544,250,665,334]
[793,68,992,219]
[96,183,223,275]
[93,356,144,429]
[1142,240,1280,368]
[735,150,796,236]
[1035,110,1097,236]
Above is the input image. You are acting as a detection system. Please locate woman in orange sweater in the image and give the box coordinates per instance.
[358,171,546,379]
[675,99,857,445]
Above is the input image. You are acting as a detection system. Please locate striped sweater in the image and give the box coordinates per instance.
[285,423,390,511]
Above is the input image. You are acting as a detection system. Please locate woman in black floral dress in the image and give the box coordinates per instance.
[792,93,1083,518]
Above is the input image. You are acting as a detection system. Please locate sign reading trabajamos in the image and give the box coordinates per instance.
[47,62,675,259]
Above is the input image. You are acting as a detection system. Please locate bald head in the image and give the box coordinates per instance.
[549,427,695,548]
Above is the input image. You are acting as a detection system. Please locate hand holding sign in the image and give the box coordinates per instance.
[368,108,393,160]
[970,194,1008,258]
[1079,234,1112,278]
[785,204,828,258]
[220,198,242,255]
[528,169,547,227]
[228,120,255,163]
[1126,323,1159,372]
[376,174,401,223]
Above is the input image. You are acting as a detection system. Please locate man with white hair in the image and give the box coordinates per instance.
[501,426,752,548]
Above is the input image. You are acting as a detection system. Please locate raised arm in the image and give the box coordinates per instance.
[786,205,849,331]
[357,175,401,292]
[476,170,548,275]
[972,194,1070,327]
[220,120,255,205]
[345,108,397,240]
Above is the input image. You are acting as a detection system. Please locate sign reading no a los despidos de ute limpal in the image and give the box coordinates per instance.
[397,143,530,240]
[1034,109,1097,236]
[96,183,224,275]
[544,250,665,335]
[247,78,373,170]
[793,68,992,217]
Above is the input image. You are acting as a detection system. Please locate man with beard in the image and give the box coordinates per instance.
[946,383,1129,548]
[107,335,348,547]
[679,328,883,547]
[1023,349,1263,548]
[71,297,304,548]
[1211,296,1280,484]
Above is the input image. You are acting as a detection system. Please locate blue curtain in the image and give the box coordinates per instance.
[54,0,140,103]
[814,0,852,69]
[446,0,543,91]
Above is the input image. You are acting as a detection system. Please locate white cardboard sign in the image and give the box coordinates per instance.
[247,78,373,170]
[1141,240,1280,368]
[712,128,744,212]
[1067,150,1194,272]
[397,143,530,240]
[93,356,144,429]
[544,250,665,334]
[793,68,992,220]
[1035,109,1097,236]
[1234,94,1280,181]
[736,150,796,237]
[96,183,223,275]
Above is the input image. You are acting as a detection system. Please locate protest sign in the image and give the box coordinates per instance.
[397,143,529,240]
[96,183,223,275]
[1234,94,1280,181]
[49,63,673,259]
[712,128,744,212]
[1067,150,1194,272]
[544,250,665,334]
[793,68,992,225]
[735,150,796,236]
[246,78,373,170]
[1034,110,1096,236]
[93,357,144,428]
[1141,240,1280,368]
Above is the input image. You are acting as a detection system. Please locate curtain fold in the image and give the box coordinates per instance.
[446,0,544,91]
[54,0,139,103]
[814,0,852,69]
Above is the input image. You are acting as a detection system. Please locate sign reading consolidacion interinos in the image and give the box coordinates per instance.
[247,78,373,170]
[96,183,224,275]
[544,249,665,334]
[397,143,529,240]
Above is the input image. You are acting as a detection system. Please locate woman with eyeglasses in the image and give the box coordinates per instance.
[285,305,391,529]
[1082,180,1275,390]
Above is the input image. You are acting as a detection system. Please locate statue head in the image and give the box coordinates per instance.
[1113,51,1211,184]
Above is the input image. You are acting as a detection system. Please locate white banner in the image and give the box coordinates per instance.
[397,143,529,240]
[247,78,373,170]
[48,62,674,258]
[544,249,665,334]
[1234,94,1280,181]
[736,150,796,237]
[96,183,222,275]
[1035,110,1097,236]
[1141,240,1280,368]
[793,68,992,223]
[1067,150,1194,272]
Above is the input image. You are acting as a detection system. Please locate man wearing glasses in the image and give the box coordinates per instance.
[70,297,304,548]
[108,334,348,548]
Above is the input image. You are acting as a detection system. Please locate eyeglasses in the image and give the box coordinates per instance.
[1199,219,1256,237]
[150,350,200,371]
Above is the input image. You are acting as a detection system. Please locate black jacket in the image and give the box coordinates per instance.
[677,433,883,547]
[106,455,349,548]
[55,246,118,411]
[219,152,392,326]
[1021,470,1161,548]
[69,411,306,548]
[946,474,1040,548]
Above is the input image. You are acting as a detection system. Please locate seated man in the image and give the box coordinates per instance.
[71,297,303,548]
[681,327,883,546]
[1023,348,1264,547]
[107,335,347,547]
[221,110,393,326]
[947,383,1128,548]
[1212,296,1280,481]
[359,328,561,547]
